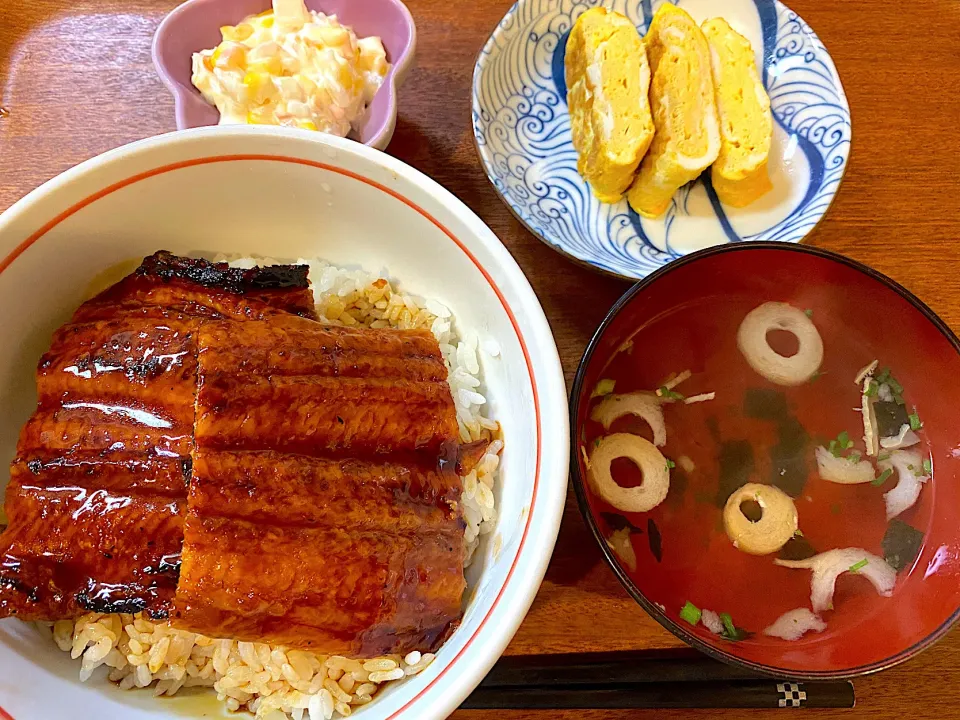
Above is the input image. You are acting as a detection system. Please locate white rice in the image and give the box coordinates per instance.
[42,257,502,718]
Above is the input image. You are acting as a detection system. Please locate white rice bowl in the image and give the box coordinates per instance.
[0,127,569,720]
[40,256,503,720]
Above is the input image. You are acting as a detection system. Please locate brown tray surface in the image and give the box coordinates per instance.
[2,1,960,718]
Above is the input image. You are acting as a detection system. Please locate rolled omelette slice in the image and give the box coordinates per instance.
[565,7,654,203]
[627,3,720,218]
[702,17,773,207]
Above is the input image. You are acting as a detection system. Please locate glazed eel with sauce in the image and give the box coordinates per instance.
[0,251,482,656]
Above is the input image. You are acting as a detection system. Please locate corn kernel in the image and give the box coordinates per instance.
[304,25,349,47]
[335,64,353,88]
[242,71,269,101]
[297,120,318,131]
[215,43,247,70]
[216,43,247,70]
[211,45,223,66]
[261,16,275,28]
[246,106,273,125]
[248,55,283,76]
[255,8,274,17]
[243,70,269,89]
[221,23,254,42]
[334,64,363,95]
[297,73,317,95]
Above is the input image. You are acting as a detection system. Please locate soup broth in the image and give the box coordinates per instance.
[581,294,932,642]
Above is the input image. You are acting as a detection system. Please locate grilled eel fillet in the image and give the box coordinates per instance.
[2,254,472,657]
[172,316,467,655]
[0,252,316,621]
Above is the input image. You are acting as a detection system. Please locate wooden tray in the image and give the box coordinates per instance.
[2,1,960,718]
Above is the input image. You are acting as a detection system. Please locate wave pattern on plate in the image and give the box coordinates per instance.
[744,4,851,244]
[472,0,851,279]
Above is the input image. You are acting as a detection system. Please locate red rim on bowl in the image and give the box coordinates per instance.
[570,242,960,680]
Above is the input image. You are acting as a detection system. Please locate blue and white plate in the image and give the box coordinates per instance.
[472,0,851,279]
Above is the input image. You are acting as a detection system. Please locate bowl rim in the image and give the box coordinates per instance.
[150,0,417,150]
[568,240,960,681]
[0,125,570,720]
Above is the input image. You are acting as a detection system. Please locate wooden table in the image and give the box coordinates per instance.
[2,0,959,717]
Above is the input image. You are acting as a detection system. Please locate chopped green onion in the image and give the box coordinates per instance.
[887,376,903,394]
[719,612,737,638]
[848,450,862,463]
[594,438,601,447]
[878,451,891,461]
[849,558,869,573]
[794,529,804,537]
[872,468,894,487]
[837,430,853,449]
[829,440,840,457]
[894,394,905,405]
[922,458,932,474]
[590,378,616,399]
[680,601,701,626]
[665,459,676,470]
[875,368,891,384]
[909,411,922,431]
[804,308,814,318]
[659,386,685,401]
[864,380,878,397]
[809,371,823,383]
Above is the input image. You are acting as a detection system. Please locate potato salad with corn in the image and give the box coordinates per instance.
[191,0,389,135]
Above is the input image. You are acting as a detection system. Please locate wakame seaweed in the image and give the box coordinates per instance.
[742,388,809,497]
[882,519,924,572]
[647,518,663,562]
[716,440,754,507]
[779,536,817,561]
[706,415,721,443]
[874,401,910,439]
[601,513,644,534]
[666,469,689,508]
[744,387,788,420]
[770,415,809,497]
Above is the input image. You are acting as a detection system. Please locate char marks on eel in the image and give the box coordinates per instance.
[0,251,315,622]
[173,316,466,655]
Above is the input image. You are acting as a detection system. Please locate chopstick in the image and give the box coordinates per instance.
[479,649,763,686]
[461,680,856,709]
[460,651,855,710]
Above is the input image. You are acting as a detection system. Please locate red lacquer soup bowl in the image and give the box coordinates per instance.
[571,243,960,679]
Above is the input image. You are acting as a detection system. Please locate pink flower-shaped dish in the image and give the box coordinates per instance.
[152,0,416,150]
